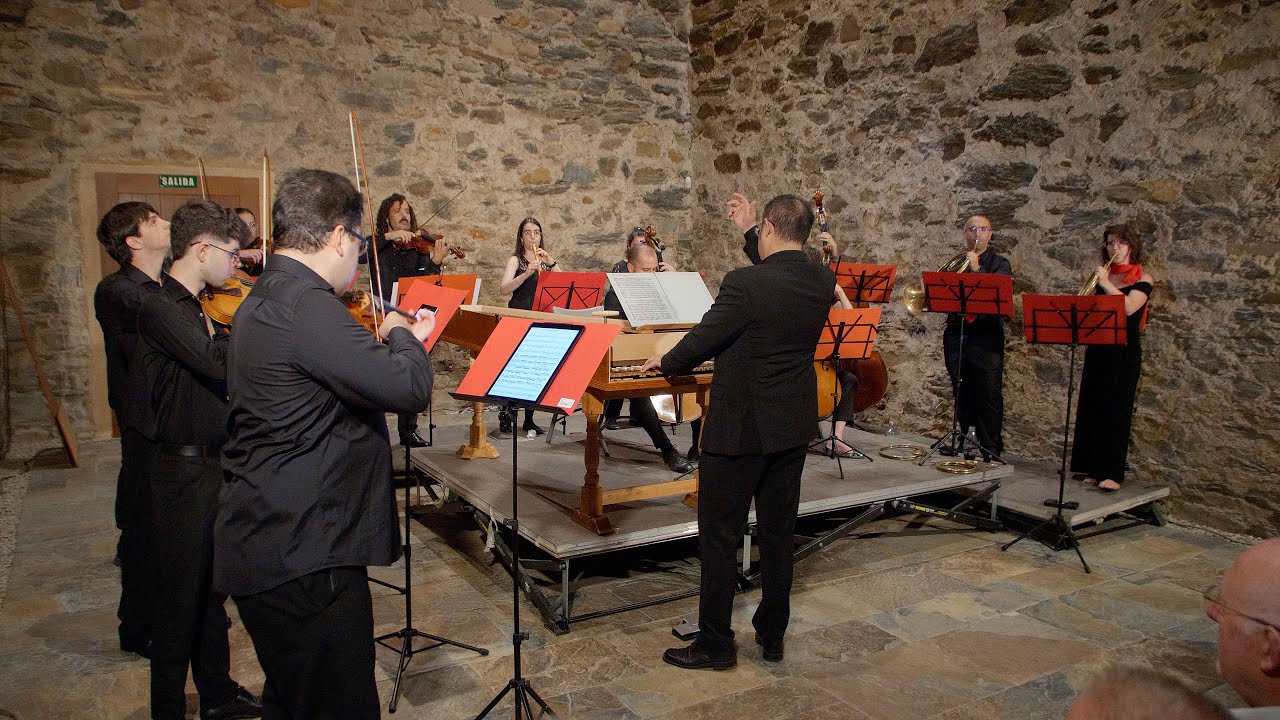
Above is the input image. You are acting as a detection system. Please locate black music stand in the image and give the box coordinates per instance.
[831,262,897,305]
[918,270,1014,466]
[1001,293,1126,573]
[533,271,606,313]
[809,307,881,476]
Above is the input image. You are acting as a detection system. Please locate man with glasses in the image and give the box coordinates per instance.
[135,200,260,719]
[216,169,434,719]
[1206,538,1280,716]
[943,215,1011,460]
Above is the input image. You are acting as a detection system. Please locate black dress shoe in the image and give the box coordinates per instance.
[399,432,429,448]
[201,686,262,720]
[662,447,693,474]
[662,640,736,671]
[602,419,621,431]
[755,633,784,662]
[523,422,545,437]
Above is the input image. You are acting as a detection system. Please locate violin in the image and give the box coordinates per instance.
[393,228,466,259]
[341,289,423,335]
[201,269,255,327]
[642,224,666,268]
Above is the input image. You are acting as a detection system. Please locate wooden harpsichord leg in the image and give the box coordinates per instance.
[457,400,500,460]
[573,394,617,535]
[684,385,708,510]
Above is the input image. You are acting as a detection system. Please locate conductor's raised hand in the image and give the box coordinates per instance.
[727,192,757,232]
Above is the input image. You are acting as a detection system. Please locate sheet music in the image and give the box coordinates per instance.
[471,278,481,304]
[607,272,713,326]
[487,325,581,403]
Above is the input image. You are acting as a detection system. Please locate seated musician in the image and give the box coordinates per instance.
[806,233,861,457]
[602,243,695,474]
[603,226,677,430]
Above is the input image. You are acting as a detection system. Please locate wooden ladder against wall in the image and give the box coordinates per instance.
[0,254,80,467]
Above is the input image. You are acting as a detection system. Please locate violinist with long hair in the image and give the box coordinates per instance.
[373,193,452,447]
[1071,223,1154,492]
[499,216,558,436]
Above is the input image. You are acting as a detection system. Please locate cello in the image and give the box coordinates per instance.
[812,191,888,419]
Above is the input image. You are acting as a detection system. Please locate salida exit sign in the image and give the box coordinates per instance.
[158,174,198,189]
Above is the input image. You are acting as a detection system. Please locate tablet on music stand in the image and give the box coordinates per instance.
[484,323,585,406]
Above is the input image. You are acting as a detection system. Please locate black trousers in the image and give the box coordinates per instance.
[696,445,806,652]
[396,411,419,441]
[235,567,379,720]
[117,428,155,650]
[943,326,1005,456]
[148,452,237,719]
[605,398,698,453]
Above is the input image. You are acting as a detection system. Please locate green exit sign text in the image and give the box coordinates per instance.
[158,174,198,189]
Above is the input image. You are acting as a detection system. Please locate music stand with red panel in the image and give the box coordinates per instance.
[396,281,469,447]
[532,271,607,313]
[831,262,897,305]
[918,270,1015,466]
[1001,293,1126,574]
[450,317,620,719]
[398,273,479,308]
[810,307,881,474]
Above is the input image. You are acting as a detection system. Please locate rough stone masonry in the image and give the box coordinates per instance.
[1,0,1277,535]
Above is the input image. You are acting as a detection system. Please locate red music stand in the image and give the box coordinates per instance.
[398,273,478,307]
[1001,293,1126,573]
[397,281,469,448]
[918,270,1014,465]
[830,262,897,304]
[532,271,607,313]
[810,307,881,474]
[449,317,619,719]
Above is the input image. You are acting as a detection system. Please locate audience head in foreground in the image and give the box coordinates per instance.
[1207,537,1280,709]
[1065,666,1233,720]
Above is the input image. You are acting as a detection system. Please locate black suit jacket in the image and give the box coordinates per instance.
[662,248,835,455]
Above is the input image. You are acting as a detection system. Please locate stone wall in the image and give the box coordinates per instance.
[0,0,693,448]
[689,0,1279,534]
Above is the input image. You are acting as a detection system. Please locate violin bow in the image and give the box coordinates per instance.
[261,149,273,256]
[349,111,385,339]
[198,158,209,201]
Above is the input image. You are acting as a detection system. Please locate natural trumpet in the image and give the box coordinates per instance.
[903,252,972,315]
[1078,252,1119,295]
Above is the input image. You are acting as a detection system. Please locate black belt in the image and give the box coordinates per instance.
[155,443,222,459]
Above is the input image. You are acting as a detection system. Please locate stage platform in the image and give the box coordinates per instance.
[409,415,1012,632]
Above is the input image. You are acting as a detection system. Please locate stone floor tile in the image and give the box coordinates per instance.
[606,660,775,718]
[647,676,868,719]
[927,614,1103,687]
[817,562,974,613]
[544,684,642,719]
[927,543,1056,585]
[469,635,649,700]
[754,617,900,678]
[866,591,1001,641]
[1082,536,1207,573]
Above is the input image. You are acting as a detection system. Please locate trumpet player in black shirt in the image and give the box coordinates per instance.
[135,200,259,720]
[215,169,434,719]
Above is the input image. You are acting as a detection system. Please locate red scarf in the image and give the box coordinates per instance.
[1110,262,1144,286]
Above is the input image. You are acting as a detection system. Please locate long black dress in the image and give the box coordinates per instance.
[1070,280,1152,484]
[506,255,541,430]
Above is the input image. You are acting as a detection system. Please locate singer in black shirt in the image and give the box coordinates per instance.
[136,200,258,720]
[216,169,434,719]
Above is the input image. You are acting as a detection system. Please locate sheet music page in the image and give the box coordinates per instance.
[607,273,678,326]
[487,325,581,403]
[655,272,715,324]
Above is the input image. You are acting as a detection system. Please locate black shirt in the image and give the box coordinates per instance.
[944,246,1013,340]
[603,260,629,322]
[93,264,162,431]
[214,254,433,597]
[136,280,230,447]
[373,236,442,300]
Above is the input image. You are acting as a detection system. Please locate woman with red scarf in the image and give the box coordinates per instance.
[1071,223,1154,491]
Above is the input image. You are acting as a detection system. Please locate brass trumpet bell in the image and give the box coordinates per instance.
[903,252,972,315]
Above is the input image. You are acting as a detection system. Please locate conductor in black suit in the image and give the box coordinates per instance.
[640,193,835,670]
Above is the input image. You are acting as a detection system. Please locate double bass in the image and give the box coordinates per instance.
[812,191,888,419]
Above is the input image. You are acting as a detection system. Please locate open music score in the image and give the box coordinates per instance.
[606,271,714,326]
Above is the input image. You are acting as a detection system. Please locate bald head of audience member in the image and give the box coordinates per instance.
[1065,666,1233,720]
[1207,537,1280,708]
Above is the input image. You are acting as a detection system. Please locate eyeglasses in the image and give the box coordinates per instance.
[341,226,371,253]
[966,226,992,233]
[194,241,241,265]
[1203,585,1280,630]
